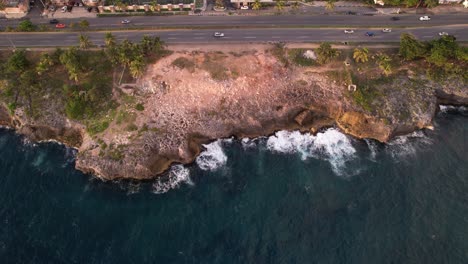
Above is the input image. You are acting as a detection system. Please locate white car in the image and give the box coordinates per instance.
[213,32,225,37]
[240,5,249,10]
[382,28,392,33]
[344,29,354,34]
[121,19,130,24]
[438,32,448,36]
[419,16,431,21]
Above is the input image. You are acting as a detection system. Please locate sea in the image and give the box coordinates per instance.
[0,106,467,264]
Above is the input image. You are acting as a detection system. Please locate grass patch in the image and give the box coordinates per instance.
[135,103,144,111]
[270,43,289,67]
[288,49,316,67]
[171,57,196,72]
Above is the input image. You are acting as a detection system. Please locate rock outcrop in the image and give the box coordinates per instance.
[1,48,466,180]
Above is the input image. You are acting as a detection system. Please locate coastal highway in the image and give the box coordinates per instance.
[0,26,467,47]
[1,14,468,29]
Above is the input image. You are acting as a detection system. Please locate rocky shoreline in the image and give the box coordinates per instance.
[0,45,466,180]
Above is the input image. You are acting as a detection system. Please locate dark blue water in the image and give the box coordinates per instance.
[0,107,467,264]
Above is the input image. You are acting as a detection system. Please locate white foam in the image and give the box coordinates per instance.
[364,138,378,161]
[439,105,467,113]
[387,130,432,159]
[241,138,257,150]
[152,165,193,194]
[266,128,357,176]
[196,140,228,171]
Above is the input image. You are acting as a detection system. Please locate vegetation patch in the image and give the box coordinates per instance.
[171,57,196,72]
[288,49,316,67]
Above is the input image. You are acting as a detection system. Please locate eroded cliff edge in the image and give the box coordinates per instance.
[1,46,466,180]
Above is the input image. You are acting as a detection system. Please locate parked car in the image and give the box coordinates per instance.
[365,31,375,37]
[438,32,448,36]
[213,32,225,37]
[55,23,66,28]
[61,6,67,12]
[390,16,400,21]
[420,16,431,21]
[121,19,131,24]
[49,19,59,24]
[49,6,55,12]
[240,5,249,10]
[382,28,392,33]
[344,29,354,34]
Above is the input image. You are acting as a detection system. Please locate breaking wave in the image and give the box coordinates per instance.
[196,140,228,171]
[152,165,193,194]
[241,138,257,150]
[386,131,432,159]
[266,128,357,176]
[439,105,467,114]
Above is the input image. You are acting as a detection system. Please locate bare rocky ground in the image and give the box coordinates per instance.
[1,44,466,180]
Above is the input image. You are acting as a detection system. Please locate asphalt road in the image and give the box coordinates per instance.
[1,14,468,29]
[1,26,466,47]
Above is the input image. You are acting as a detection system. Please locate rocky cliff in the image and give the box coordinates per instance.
[1,46,466,180]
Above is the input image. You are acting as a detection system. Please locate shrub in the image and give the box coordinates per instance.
[315,42,340,65]
[17,20,35,32]
[135,103,145,111]
[171,57,195,71]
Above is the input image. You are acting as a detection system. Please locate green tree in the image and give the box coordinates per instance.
[316,42,340,64]
[17,20,35,32]
[399,33,426,60]
[129,55,146,79]
[291,1,300,12]
[104,32,116,47]
[424,0,438,8]
[215,0,224,8]
[36,53,54,75]
[59,47,81,82]
[404,0,418,7]
[426,35,457,67]
[252,0,262,11]
[325,0,336,11]
[377,53,392,76]
[79,20,90,29]
[79,34,92,49]
[6,50,29,74]
[275,0,285,12]
[353,48,369,63]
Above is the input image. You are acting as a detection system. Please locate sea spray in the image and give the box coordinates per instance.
[196,140,228,171]
[266,128,357,176]
[152,165,193,194]
[387,131,432,159]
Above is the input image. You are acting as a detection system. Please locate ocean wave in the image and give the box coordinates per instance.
[266,129,357,176]
[387,130,432,159]
[439,105,467,114]
[196,140,228,171]
[152,165,193,194]
[364,138,379,161]
[241,138,257,150]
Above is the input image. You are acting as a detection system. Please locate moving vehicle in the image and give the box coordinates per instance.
[438,32,448,36]
[390,16,400,21]
[365,32,375,37]
[382,28,392,33]
[121,19,131,24]
[420,16,431,21]
[213,32,225,37]
[240,5,249,10]
[49,19,59,24]
[344,29,354,34]
[55,23,66,28]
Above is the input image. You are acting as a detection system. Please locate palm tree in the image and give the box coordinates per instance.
[291,1,300,12]
[104,32,116,47]
[36,53,53,75]
[325,0,336,11]
[150,0,157,11]
[129,55,146,79]
[275,0,285,12]
[252,0,262,11]
[377,53,392,76]
[78,34,92,49]
[353,48,369,63]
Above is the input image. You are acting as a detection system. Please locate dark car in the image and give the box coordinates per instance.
[365,32,375,37]
[49,19,59,24]
[391,16,400,21]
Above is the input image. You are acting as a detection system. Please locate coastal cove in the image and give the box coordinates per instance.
[0,107,467,263]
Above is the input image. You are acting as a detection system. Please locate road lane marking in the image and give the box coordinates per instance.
[297,36,309,39]
[167,37,178,40]
[193,37,205,39]
[244,36,257,39]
